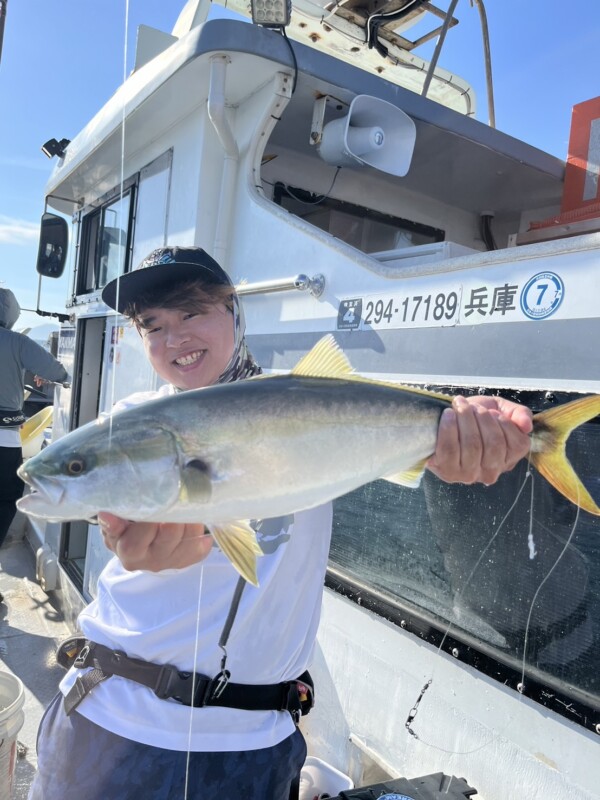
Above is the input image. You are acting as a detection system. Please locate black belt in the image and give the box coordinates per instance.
[0,409,25,427]
[58,637,314,721]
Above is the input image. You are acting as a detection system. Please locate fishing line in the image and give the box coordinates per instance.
[407,458,582,757]
[405,464,535,754]
[519,475,581,691]
[106,0,130,457]
[184,562,206,800]
[433,468,533,655]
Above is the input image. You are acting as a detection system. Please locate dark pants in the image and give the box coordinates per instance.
[29,693,307,800]
[0,446,24,547]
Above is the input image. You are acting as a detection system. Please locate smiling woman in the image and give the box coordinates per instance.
[102,247,263,388]
[137,300,235,390]
[133,289,236,391]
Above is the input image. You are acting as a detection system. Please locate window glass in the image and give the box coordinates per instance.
[77,188,133,295]
[98,193,131,287]
[274,183,443,253]
[78,210,100,294]
[330,406,600,703]
[131,150,172,268]
[305,207,435,252]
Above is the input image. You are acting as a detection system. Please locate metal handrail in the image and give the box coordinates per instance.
[235,273,325,298]
[472,0,496,128]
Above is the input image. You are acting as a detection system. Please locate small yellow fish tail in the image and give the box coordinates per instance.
[210,521,263,586]
[531,395,600,516]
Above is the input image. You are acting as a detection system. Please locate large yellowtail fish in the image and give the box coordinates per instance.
[17,336,600,585]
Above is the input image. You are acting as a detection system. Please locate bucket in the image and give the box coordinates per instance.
[21,406,53,459]
[299,756,354,800]
[0,671,25,800]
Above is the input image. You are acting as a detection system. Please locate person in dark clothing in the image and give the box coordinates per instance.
[0,288,68,558]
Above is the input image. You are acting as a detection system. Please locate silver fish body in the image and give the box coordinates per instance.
[17,334,600,585]
[17,373,444,525]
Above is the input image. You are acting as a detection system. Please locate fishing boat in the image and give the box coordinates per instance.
[11,0,600,797]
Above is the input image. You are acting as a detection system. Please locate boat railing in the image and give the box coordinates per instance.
[235,273,325,297]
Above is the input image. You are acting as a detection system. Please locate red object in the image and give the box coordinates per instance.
[561,95,600,214]
[529,95,600,230]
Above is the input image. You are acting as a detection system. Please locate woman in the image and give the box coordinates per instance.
[29,246,532,800]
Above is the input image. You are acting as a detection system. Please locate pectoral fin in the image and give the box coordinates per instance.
[383,457,429,488]
[210,521,264,586]
[181,459,212,502]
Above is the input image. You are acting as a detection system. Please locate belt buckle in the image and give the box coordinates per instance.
[154,665,212,707]
[56,637,87,670]
[154,664,185,700]
[207,669,231,702]
[73,644,91,668]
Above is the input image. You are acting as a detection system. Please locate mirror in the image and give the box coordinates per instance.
[36,212,68,278]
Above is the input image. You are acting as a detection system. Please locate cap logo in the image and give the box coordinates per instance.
[141,248,176,269]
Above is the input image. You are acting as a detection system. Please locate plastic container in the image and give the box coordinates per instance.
[299,756,354,800]
[20,406,53,459]
[0,671,25,800]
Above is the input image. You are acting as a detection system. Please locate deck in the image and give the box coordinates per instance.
[0,519,72,798]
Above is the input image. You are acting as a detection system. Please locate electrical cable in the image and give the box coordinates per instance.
[480,213,497,251]
[281,27,299,94]
[366,0,426,55]
[282,168,342,205]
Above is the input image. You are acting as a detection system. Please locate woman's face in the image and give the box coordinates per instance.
[138,302,235,390]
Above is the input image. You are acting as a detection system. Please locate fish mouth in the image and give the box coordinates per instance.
[17,468,65,508]
[173,349,206,368]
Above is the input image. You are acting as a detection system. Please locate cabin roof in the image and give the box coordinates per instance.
[45,18,564,216]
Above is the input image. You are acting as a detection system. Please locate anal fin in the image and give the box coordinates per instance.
[383,457,429,489]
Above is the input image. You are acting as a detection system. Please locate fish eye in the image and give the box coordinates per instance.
[67,458,86,476]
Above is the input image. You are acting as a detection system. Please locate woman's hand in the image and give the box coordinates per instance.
[98,512,213,571]
[427,395,533,485]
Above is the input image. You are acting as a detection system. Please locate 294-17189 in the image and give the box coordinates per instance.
[363,291,460,327]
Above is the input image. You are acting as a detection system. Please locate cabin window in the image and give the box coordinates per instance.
[76,182,135,296]
[75,152,171,299]
[273,182,443,253]
[130,150,172,268]
[328,391,600,729]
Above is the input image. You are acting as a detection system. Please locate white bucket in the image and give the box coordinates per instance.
[299,756,354,799]
[0,671,25,800]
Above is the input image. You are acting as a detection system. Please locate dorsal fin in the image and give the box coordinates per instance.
[290,335,454,405]
[291,335,355,378]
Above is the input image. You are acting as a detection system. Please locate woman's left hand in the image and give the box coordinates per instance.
[97,512,213,571]
[427,395,533,485]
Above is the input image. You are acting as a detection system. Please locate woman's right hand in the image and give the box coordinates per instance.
[97,512,213,571]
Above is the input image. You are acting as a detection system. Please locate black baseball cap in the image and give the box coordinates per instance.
[102,246,232,314]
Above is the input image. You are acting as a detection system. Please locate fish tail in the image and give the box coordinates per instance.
[210,521,263,586]
[531,395,600,516]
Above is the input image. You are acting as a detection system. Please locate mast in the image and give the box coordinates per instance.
[0,0,7,68]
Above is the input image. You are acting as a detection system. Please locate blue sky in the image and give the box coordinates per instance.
[1,0,599,331]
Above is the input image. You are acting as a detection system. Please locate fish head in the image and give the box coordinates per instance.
[17,414,183,522]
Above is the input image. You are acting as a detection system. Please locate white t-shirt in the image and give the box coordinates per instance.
[60,387,333,752]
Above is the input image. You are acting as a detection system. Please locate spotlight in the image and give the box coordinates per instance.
[41,138,71,159]
[251,0,292,28]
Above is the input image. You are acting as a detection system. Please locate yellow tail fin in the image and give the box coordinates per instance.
[531,395,600,516]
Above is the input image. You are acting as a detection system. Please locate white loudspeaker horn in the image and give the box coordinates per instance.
[318,95,416,177]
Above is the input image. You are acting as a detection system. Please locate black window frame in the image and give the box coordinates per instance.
[75,176,137,298]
